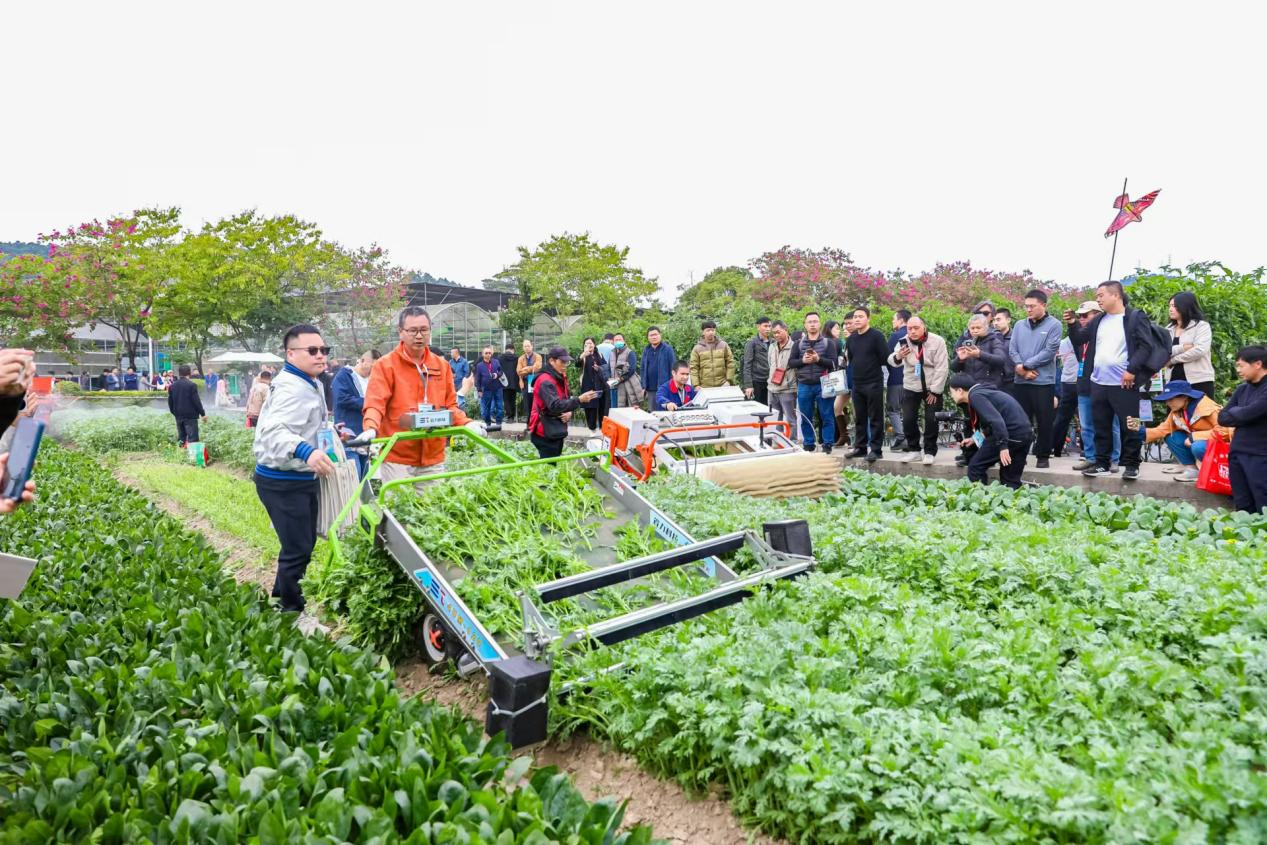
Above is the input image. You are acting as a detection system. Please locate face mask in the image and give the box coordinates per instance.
[614,341,625,349]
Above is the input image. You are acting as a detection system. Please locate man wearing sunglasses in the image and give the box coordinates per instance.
[252,323,336,635]
[356,306,484,485]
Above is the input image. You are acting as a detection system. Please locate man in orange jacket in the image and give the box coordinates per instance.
[358,306,485,483]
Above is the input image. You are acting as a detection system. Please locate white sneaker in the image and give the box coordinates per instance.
[1162,465,1185,474]
[1174,467,1199,483]
[921,454,935,466]
[296,612,331,637]
[903,451,923,462]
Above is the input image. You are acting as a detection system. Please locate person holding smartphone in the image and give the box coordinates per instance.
[0,348,38,512]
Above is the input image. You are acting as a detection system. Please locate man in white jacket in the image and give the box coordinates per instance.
[253,323,335,635]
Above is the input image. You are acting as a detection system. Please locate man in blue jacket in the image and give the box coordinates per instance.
[473,345,505,431]
[640,326,676,402]
[654,360,698,411]
[331,349,379,478]
[1008,289,1062,468]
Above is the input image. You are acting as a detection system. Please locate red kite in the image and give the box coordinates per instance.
[1104,189,1160,238]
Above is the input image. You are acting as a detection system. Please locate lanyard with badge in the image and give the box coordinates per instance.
[414,349,434,412]
[1077,343,1088,378]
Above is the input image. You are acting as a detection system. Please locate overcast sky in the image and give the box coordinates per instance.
[3,1,1262,302]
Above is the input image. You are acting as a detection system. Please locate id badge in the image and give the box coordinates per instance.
[317,424,340,462]
[418,403,434,412]
[914,362,923,378]
[972,430,985,448]
[1077,360,1085,378]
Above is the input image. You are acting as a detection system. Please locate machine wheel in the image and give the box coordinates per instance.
[417,612,462,665]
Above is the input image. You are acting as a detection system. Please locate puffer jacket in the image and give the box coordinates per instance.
[253,363,328,479]
[689,338,735,388]
[887,332,950,395]
[1146,394,1231,444]
[950,329,1008,389]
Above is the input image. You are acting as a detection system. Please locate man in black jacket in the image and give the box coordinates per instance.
[1216,345,1267,512]
[168,364,207,447]
[1068,281,1168,481]
[787,312,841,453]
[949,373,1034,489]
[741,317,772,408]
[844,307,890,461]
[498,344,521,422]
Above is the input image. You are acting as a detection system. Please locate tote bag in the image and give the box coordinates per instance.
[1196,432,1233,497]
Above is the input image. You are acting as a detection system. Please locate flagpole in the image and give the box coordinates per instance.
[1107,176,1127,281]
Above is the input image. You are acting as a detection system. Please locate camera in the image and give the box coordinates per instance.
[935,409,968,442]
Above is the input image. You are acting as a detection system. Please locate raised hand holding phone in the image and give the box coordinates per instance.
[0,417,43,512]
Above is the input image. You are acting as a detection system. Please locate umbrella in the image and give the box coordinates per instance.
[207,351,284,364]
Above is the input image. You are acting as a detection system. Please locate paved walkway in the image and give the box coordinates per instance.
[486,422,1230,510]
[841,449,1229,509]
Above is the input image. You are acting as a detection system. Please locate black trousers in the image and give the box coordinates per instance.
[852,384,885,453]
[1090,382,1143,469]
[1012,383,1055,459]
[901,389,943,455]
[968,436,1033,489]
[1051,385,1079,456]
[176,417,200,444]
[503,387,519,421]
[530,433,565,459]
[751,382,769,407]
[1229,452,1267,513]
[254,474,319,613]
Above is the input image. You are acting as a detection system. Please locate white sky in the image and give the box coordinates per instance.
[3,1,1263,302]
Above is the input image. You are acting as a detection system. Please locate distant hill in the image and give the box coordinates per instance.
[407,271,460,287]
[0,241,47,258]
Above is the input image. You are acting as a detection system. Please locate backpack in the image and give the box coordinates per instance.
[1135,311,1173,378]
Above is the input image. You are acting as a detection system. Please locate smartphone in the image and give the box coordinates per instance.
[2,417,45,504]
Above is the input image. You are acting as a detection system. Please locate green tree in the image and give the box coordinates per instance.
[676,266,756,316]
[495,233,659,329]
[1126,261,1267,397]
[183,211,343,352]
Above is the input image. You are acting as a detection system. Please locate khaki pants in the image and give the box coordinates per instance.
[377,460,448,491]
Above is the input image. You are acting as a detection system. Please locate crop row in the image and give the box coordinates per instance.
[0,445,656,843]
[553,473,1267,843]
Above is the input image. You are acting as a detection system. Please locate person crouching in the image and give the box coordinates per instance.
[948,373,1034,489]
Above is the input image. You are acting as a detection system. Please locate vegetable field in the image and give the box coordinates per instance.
[40,410,1267,842]
[0,446,656,843]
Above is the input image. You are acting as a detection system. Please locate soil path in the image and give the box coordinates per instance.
[114,464,782,845]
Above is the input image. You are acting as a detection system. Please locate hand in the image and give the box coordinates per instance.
[1182,343,1194,351]
[968,345,980,358]
[956,347,969,361]
[896,346,910,360]
[804,350,818,363]
[579,390,599,403]
[665,402,678,411]
[960,438,975,449]
[1014,364,1027,376]
[1121,372,1136,389]
[560,412,572,424]
[306,450,336,478]
[1063,310,1075,324]
[720,380,731,387]
[1025,370,1038,381]
[463,420,488,437]
[1185,437,1193,447]
[0,349,34,397]
[344,427,377,448]
[201,415,208,422]
[925,393,938,406]
[999,447,1012,467]
[744,387,754,398]
[0,452,36,512]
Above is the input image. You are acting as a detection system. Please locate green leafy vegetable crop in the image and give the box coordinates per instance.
[0,445,658,843]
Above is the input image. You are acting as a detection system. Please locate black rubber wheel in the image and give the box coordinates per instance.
[416,612,461,665]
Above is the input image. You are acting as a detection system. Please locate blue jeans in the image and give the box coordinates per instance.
[480,390,504,425]
[1165,431,1207,466]
[796,382,836,448]
[1078,394,1119,462]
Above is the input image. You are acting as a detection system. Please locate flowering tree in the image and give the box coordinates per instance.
[36,208,181,367]
[320,244,408,355]
[896,261,1063,311]
[0,250,96,354]
[750,247,889,312]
